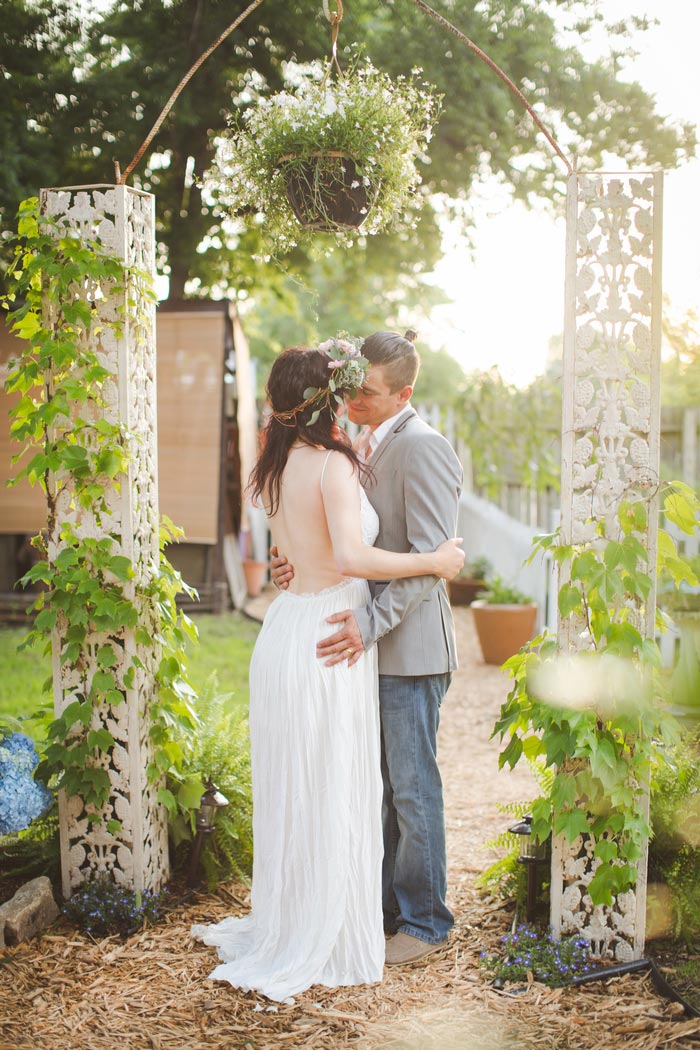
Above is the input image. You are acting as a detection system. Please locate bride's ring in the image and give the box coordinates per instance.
[344,648,355,657]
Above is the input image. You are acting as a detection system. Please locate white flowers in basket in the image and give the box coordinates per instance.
[205,57,440,252]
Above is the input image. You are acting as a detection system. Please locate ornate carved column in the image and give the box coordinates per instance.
[552,172,663,959]
[41,185,168,897]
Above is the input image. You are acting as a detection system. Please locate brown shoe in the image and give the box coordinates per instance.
[384,932,446,967]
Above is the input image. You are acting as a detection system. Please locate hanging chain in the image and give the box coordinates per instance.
[321,0,344,85]
[116,0,267,185]
[407,0,573,175]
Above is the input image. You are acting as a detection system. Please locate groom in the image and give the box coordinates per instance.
[271,330,463,966]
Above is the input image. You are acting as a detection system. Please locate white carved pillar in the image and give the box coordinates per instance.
[41,185,168,897]
[552,172,663,959]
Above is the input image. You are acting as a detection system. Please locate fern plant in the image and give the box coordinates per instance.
[477,763,555,907]
[649,729,700,943]
[166,675,253,888]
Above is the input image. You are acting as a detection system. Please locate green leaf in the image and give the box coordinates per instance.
[554,807,591,841]
[558,583,583,618]
[632,500,648,531]
[87,727,115,751]
[97,644,118,669]
[594,838,618,863]
[157,787,178,814]
[530,796,552,842]
[90,670,117,695]
[622,534,648,567]
[54,547,80,571]
[603,541,624,570]
[96,448,125,478]
[498,733,523,770]
[664,492,698,535]
[543,727,573,767]
[35,607,58,631]
[108,555,134,582]
[60,700,85,729]
[177,776,205,811]
[571,550,600,581]
[522,734,545,760]
[587,862,615,906]
[551,773,577,810]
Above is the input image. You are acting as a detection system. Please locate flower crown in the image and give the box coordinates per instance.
[271,336,369,427]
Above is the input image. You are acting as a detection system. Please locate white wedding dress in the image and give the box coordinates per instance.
[191,486,384,1001]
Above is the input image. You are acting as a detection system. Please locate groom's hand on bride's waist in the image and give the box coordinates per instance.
[317,611,364,667]
[269,545,294,590]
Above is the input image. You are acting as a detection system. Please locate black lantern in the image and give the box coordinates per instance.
[188,779,229,887]
[509,814,549,922]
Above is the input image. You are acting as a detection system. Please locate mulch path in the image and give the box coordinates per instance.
[2,607,700,1049]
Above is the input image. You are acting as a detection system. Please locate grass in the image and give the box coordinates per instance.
[650,944,700,1011]
[0,611,260,732]
[185,612,260,713]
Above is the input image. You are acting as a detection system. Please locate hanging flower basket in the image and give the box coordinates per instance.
[206,57,440,252]
[280,151,377,232]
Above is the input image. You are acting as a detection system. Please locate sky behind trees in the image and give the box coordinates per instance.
[429,0,700,386]
[2,0,695,386]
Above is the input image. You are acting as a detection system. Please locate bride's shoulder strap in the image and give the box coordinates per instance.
[319,449,335,493]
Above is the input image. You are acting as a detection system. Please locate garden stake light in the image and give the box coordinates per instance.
[188,780,229,887]
[509,814,548,924]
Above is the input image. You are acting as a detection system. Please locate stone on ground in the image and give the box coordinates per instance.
[0,876,59,945]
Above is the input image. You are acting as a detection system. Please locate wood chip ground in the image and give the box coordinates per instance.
[1,607,698,1049]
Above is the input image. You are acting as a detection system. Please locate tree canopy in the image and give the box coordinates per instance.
[1,0,695,360]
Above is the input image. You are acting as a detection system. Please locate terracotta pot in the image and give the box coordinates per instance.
[471,600,538,666]
[447,576,486,607]
[281,152,375,231]
[242,559,268,598]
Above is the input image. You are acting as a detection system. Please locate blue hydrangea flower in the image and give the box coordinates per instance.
[0,732,53,836]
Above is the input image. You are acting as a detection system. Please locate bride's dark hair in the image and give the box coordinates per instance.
[249,346,364,515]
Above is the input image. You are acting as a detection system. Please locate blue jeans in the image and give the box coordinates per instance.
[379,672,454,944]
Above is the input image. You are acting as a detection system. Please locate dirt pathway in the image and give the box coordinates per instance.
[1,607,698,1049]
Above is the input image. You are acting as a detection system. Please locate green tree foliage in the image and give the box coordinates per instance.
[456,366,562,495]
[0,0,81,283]
[661,306,700,407]
[1,0,695,309]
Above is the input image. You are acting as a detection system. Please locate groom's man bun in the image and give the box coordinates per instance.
[361,330,420,392]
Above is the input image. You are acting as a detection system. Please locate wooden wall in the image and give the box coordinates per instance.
[0,303,231,545]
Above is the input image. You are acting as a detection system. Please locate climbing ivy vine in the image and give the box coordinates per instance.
[494,481,700,905]
[2,197,198,822]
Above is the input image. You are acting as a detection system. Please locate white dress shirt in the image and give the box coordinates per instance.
[363,405,413,460]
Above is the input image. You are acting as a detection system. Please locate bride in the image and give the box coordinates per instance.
[191,339,464,1001]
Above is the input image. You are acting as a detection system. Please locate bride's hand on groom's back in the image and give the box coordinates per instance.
[269,545,294,590]
[434,538,465,580]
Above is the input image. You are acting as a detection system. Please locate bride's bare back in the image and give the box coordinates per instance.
[266,446,353,594]
[264,444,465,595]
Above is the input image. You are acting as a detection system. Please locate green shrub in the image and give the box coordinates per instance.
[476,576,534,605]
[0,804,59,894]
[475,801,529,909]
[167,675,253,888]
[649,728,700,943]
[477,764,554,907]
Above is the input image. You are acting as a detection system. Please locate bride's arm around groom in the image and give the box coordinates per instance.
[317,412,463,672]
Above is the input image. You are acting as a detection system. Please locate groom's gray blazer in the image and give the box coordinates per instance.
[354,408,463,676]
